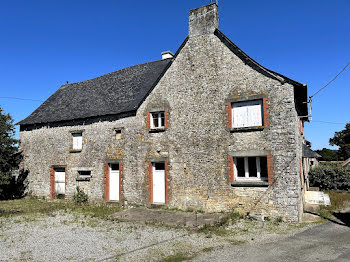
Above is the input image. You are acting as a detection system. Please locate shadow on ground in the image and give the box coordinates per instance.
[304,209,350,227]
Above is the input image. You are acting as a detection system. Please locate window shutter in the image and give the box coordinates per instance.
[226,102,232,129]
[267,155,274,183]
[145,112,151,130]
[227,156,234,182]
[263,97,270,126]
[165,110,170,129]
[104,163,109,201]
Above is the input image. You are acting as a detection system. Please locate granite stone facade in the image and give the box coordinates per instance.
[19,3,307,222]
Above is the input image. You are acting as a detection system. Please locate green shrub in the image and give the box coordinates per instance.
[73,187,88,203]
[309,166,350,191]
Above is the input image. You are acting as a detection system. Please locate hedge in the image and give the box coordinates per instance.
[309,165,350,191]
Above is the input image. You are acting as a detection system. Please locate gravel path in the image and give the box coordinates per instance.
[0,212,227,261]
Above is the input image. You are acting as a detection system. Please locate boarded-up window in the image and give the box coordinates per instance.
[232,100,263,128]
[72,133,83,150]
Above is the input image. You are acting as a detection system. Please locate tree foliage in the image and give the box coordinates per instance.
[0,106,22,198]
[309,165,350,191]
[315,148,339,161]
[330,123,350,161]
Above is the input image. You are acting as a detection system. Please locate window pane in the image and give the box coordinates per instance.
[152,113,159,128]
[248,157,257,177]
[160,112,165,127]
[236,157,245,177]
[110,164,119,171]
[260,157,268,178]
[154,162,165,170]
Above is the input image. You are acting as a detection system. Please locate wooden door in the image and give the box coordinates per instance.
[109,164,119,201]
[152,163,165,204]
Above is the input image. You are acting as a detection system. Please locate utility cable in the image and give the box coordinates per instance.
[0,96,44,102]
[310,62,350,99]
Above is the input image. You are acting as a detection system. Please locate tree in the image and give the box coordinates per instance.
[329,123,350,161]
[0,106,20,198]
[315,148,339,161]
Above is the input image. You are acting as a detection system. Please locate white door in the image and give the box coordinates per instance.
[152,163,165,204]
[54,169,66,195]
[109,164,119,201]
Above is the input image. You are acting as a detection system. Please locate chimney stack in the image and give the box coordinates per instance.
[189,3,218,37]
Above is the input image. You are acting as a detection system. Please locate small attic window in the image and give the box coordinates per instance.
[115,129,123,140]
[151,112,165,129]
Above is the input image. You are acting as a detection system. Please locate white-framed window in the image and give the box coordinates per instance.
[72,132,83,150]
[234,156,268,180]
[151,111,165,129]
[232,100,263,128]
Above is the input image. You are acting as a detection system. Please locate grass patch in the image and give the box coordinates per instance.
[319,191,350,218]
[163,252,194,262]
[0,198,122,219]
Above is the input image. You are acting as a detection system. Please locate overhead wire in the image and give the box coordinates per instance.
[310,62,350,99]
[0,96,44,102]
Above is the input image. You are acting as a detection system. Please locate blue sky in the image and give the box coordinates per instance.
[1,0,349,150]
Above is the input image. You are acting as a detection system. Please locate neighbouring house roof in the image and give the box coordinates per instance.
[342,158,350,167]
[302,144,321,159]
[18,58,173,125]
[19,30,307,126]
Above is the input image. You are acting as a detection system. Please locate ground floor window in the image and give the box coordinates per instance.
[234,156,268,180]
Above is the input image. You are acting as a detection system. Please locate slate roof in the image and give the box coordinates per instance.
[19,59,172,125]
[303,144,321,159]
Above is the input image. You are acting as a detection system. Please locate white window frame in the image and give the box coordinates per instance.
[72,132,83,150]
[234,156,268,181]
[150,111,165,129]
[232,100,263,128]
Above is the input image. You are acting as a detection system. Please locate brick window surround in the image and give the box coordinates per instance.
[145,110,170,131]
[228,155,274,184]
[104,162,123,202]
[146,161,169,204]
[226,96,270,130]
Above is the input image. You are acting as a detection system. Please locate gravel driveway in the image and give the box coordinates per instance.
[0,209,317,262]
[0,212,227,261]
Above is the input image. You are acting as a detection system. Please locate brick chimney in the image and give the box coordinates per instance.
[189,3,218,37]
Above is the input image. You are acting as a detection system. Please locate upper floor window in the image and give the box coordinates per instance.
[232,100,263,128]
[151,111,165,129]
[72,132,83,150]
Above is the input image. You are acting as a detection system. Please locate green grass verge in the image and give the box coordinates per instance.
[0,198,122,219]
[319,191,350,218]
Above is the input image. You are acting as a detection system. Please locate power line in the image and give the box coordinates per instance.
[310,62,350,99]
[312,120,347,125]
[0,96,44,102]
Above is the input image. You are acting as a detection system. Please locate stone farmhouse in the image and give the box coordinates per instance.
[19,3,310,222]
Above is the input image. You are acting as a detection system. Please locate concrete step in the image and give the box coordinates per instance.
[302,212,321,223]
[304,203,320,213]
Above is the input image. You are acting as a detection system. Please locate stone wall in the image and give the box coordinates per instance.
[19,4,305,222]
